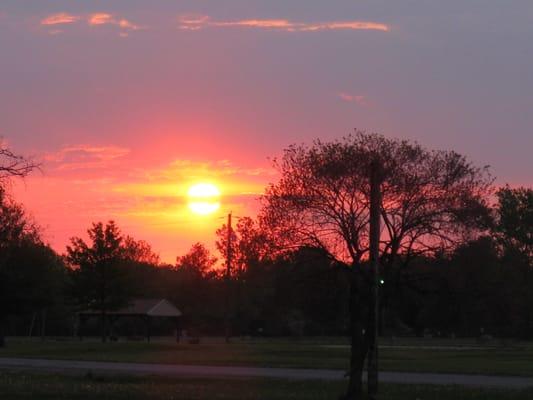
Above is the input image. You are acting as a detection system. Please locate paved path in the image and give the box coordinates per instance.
[1,357,532,389]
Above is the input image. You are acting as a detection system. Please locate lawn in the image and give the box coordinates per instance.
[1,371,532,400]
[1,337,532,377]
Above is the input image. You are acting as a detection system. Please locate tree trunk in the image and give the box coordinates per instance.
[367,162,382,399]
[40,308,47,341]
[342,270,368,400]
[28,312,37,337]
[0,317,5,348]
[101,310,107,343]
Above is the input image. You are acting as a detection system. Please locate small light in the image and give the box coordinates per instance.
[380,279,385,285]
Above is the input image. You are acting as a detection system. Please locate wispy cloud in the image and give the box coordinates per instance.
[338,92,371,106]
[88,13,113,26]
[40,13,80,26]
[44,145,130,171]
[133,159,275,183]
[40,12,142,34]
[88,13,141,31]
[178,15,390,32]
[177,15,210,31]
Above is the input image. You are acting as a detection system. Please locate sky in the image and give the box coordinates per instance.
[1,1,532,263]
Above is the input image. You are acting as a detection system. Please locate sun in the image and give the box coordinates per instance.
[187,183,221,215]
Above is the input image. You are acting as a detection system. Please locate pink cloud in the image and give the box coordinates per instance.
[40,12,141,35]
[178,15,390,32]
[178,14,211,30]
[118,19,140,30]
[215,19,294,29]
[132,159,275,183]
[87,13,141,30]
[306,22,390,32]
[41,13,80,26]
[88,13,113,26]
[44,145,131,172]
[338,92,370,106]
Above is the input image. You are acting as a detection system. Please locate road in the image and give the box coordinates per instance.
[0,357,532,389]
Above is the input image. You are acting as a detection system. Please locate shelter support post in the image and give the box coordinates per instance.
[175,317,181,343]
[145,316,151,343]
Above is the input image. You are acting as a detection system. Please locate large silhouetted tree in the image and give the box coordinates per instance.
[260,132,492,400]
[0,144,41,347]
[0,190,64,347]
[67,221,132,342]
[0,189,44,347]
[0,143,40,255]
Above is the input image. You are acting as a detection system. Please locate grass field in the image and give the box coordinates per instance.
[1,371,532,400]
[1,337,532,377]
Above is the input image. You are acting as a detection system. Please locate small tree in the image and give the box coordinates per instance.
[67,221,132,342]
[260,132,492,399]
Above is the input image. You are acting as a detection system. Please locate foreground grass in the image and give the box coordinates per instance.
[1,337,532,377]
[1,371,532,400]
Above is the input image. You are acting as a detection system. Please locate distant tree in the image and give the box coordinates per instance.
[414,237,503,336]
[260,132,492,399]
[494,186,533,265]
[171,243,219,333]
[123,236,161,265]
[493,186,533,337]
[215,216,272,275]
[272,246,350,335]
[66,221,132,342]
[176,242,217,277]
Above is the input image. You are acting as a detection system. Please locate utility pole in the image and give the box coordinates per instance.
[224,212,232,343]
[367,160,382,400]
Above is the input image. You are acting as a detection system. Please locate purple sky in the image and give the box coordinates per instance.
[1,0,532,261]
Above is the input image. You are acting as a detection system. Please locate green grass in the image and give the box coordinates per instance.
[0,371,532,400]
[0,338,349,369]
[1,337,532,377]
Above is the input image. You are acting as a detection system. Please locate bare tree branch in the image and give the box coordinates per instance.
[0,142,40,182]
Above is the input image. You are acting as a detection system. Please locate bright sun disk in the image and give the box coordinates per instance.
[187,183,221,215]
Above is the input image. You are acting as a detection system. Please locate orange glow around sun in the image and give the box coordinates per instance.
[187,183,221,215]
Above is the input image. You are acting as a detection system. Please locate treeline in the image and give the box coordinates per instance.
[0,138,532,345]
[0,185,531,341]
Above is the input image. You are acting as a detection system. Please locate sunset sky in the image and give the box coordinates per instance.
[1,1,532,263]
